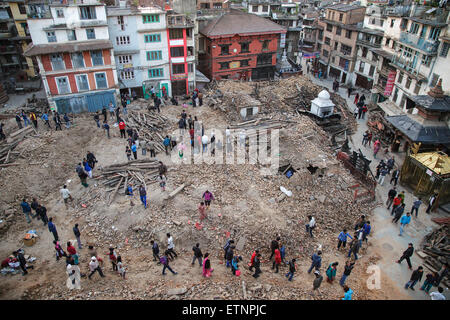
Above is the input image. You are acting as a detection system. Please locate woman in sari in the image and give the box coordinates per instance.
[202,253,213,278]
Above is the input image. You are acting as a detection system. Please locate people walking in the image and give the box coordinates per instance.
[426,194,438,214]
[202,253,214,278]
[411,197,422,218]
[252,253,262,279]
[378,167,388,186]
[430,287,446,300]
[48,217,59,241]
[399,212,412,236]
[131,142,137,160]
[373,139,381,158]
[421,272,438,294]
[311,270,323,296]
[163,135,171,155]
[391,195,402,215]
[397,243,414,269]
[223,239,234,265]
[118,119,126,138]
[269,237,280,260]
[29,112,38,129]
[342,286,353,300]
[20,199,32,224]
[166,233,177,260]
[148,138,156,157]
[285,258,297,281]
[151,240,160,263]
[272,248,281,273]
[326,262,339,283]
[306,215,316,237]
[125,146,132,161]
[307,251,322,273]
[386,157,395,174]
[94,112,101,128]
[392,203,406,222]
[198,202,206,221]
[15,114,23,129]
[126,183,134,206]
[347,236,360,260]
[73,224,82,249]
[339,261,355,286]
[249,249,259,272]
[390,169,400,186]
[161,251,177,275]
[191,243,203,267]
[63,113,70,129]
[158,174,166,192]
[88,256,105,279]
[103,121,110,138]
[225,245,235,269]
[108,247,118,271]
[386,186,397,210]
[117,256,126,279]
[139,185,147,209]
[36,204,48,225]
[60,185,73,209]
[404,266,424,290]
[337,229,353,249]
[83,159,93,179]
[202,190,215,209]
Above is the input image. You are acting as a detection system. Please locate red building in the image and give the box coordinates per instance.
[199,10,286,81]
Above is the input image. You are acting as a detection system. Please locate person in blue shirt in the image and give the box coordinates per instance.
[103,121,110,138]
[131,142,137,160]
[342,286,353,300]
[63,113,70,129]
[279,243,286,264]
[337,229,353,249]
[307,251,322,274]
[20,199,32,223]
[163,135,171,155]
[411,198,422,218]
[362,222,371,244]
[83,159,92,178]
[48,217,59,241]
[21,110,30,127]
[399,212,411,236]
[126,183,134,206]
[41,112,51,128]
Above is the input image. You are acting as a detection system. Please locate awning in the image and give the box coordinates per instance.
[195,69,210,83]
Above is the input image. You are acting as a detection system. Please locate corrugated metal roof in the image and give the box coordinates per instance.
[200,10,286,38]
[411,151,450,175]
[24,40,113,56]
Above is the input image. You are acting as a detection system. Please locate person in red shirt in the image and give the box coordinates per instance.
[362,105,368,119]
[67,241,77,256]
[391,196,402,216]
[249,249,259,271]
[272,248,282,273]
[118,120,126,139]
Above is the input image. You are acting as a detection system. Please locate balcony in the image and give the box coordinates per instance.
[167,15,194,28]
[356,38,382,48]
[399,32,439,55]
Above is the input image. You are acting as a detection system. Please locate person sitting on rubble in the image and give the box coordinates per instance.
[7,255,20,269]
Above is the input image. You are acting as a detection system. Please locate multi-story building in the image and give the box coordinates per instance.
[24,0,118,113]
[299,10,320,61]
[198,10,286,81]
[317,4,366,84]
[246,0,280,17]
[197,0,229,10]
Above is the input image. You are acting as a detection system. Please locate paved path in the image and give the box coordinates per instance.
[301,61,448,300]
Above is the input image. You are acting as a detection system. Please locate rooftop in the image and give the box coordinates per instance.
[200,9,286,38]
[411,151,450,176]
[407,17,447,28]
[24,39,112,56]
[326,4,365,12]
[410,80,450,112]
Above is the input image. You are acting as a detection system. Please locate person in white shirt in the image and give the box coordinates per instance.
[166,233,177,260]
[306,216,316,237]
[430,287,446,300]
[201,134,208,153]
[60,185,73,209]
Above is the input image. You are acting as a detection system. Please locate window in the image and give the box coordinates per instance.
[386,38,391,47]
[240,42,250,53]
[326,24,332,32]
[362,47,368,58]
[390,19,395,28]
[116,36,130,45]
[71,53,84,68]
[146,50,162,61]
[393,88,398,102]
[369,65,375,77]
[51,54,65,70]
[262,40,270,51]
[188,63,194,73]
[359,61,365,73]
[118,55,132,64]
[56,77,70,94]
[419,25,427,38]
[56,9,64,18]
[47,31,56,43]
[67,30,76,41]
[341,44,352,56]
[220,44,230,55]
[241,59,250,67]
[422,55,432,67]
[170,47,184,57]
[334,42,338,50]
[429,27,441,41]
[213,3,222,9]
[117,16,125,31]
[409,23,419,34]
[397,72,403,84]
[219,62,229,70]
[325,37,330,45]
[345,30,352,39]
[172,63,185,74]
[257,53,272,65]
[414,82,421,94]
[322,49,329,57]
[339,57,349,70]
[169,29,183,39]
[440,42,450,57]
[80,6,96,20]
[318,30,323,40]
[252,5,258,12]
[76,74,89,91]
[90,50,103,66]
[95,73,107,89]
[86,29,95,40]
[121,71,134,80]
[144,34,161,43]
[405,77,411,89]
[430,73,439,87]
[339,13,343,22]
[143,14,159,23]
[262,5,268,12]
[336,26,342,36]
[149,68,163,78]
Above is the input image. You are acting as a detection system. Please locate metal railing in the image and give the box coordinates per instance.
[399,32,439,54]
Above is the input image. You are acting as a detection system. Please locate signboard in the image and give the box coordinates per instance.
[172,73,187,80]
[280,33,286,48]
[230,61,240,69]
[426,169,433,176]
[303,52,320,59]
[123,64,133,69]
[384,70,396,96]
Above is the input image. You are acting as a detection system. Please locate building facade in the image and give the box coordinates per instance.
[199,10,286,81]
[317,4,366,84]
[25,0,118,113]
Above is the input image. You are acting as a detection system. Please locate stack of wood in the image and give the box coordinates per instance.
[97,159,162,205]
[419,225,449,286]
[0,125,36,166]
[125,110,170,153]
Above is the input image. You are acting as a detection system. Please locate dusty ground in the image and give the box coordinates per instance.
[0,77,419,300]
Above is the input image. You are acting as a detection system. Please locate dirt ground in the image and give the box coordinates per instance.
[0,79,413,300]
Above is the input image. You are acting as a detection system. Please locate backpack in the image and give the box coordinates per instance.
[159,256,167,265]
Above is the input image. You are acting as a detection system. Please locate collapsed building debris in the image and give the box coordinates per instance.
[419,225,449,287]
